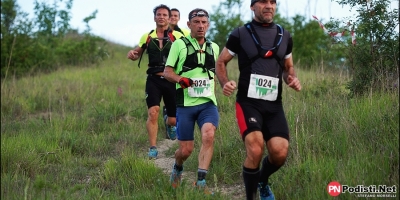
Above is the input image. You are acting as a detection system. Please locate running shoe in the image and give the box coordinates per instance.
[167,125,177,140]
[194,179,214,195]
[170,165,183,188]
[148,148,158,159]
[259,183,275,200]
[164,114,177,140]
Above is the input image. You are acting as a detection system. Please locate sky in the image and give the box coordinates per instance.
[17,0,398,47]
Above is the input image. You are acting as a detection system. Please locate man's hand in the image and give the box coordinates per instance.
[287,75,302,91]
[223,80,237,96]
[127,50,139,61]
[178,77,194,89]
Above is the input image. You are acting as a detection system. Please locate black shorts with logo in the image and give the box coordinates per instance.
[145,74,176,117]
[235,97,289,142]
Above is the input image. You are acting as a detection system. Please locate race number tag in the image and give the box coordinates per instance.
[188,78,212,97]
[247,74,279,101]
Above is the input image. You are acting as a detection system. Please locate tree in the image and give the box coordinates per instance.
[208,0,246,49]
[0,0,109,78]
[275,14,337,69]
[1,0,34,78]
[207,0,342,70]
[334,0,399,95]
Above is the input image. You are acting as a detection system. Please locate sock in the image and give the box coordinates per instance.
[174,163,183,171]
[150,146,157,149]
[259,156,281,186]
[197,168,208,181]
[243,166,260,199]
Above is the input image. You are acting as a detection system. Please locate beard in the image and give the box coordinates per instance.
[255,12,274,23]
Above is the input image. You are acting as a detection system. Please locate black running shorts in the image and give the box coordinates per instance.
[145,74,176,117]
[235,97,289,142]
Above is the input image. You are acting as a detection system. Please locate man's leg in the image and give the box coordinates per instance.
[146,105,160,158]
[171,140,194,187]
[197,122,216,172]
[196,103,219,187]
[243,131,264,200]
[175,140,194,166]
[163,79,177,140]
[260,137,289,184]
[256,137,288,199]
[170,105,196,187]
[145,75,163,158]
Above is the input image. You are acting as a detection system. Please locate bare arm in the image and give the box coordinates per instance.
[216,47,237,96]
[127,46,144,61]
[163,66,181,83]
[282,55,301,91]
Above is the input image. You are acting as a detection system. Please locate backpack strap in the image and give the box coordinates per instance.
[138,29,176,68]
[178,38,215,80]
[271,24,284,69]
[244,23,284,68]
[167,29,175,42]
[173,25,186,36]
[138,29,154,68]
[178,37,191,75]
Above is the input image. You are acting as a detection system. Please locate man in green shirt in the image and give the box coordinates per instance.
[164,8,219,194]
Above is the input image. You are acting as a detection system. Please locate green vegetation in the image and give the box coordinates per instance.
[1,44,398,199]
[208,0,399,95]
[1,0,399,199]
[1,0,110,78]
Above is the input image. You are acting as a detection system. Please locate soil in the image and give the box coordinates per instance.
[154,138,246,199]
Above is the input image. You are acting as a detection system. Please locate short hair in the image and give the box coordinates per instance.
[153,4,171,17]
[171,8,180,17]
[188,8,209,21]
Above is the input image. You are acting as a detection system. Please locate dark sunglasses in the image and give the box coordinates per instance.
[189,10,209,20]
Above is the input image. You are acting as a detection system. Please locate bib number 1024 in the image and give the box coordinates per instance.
[247,74,278,101]
[188,78,212,97]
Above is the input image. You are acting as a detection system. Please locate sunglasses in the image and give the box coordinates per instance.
[189,10,209,20]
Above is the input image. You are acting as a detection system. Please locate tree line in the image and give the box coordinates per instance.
[1,0,109,79]
[1,0,398,96]
[207,0,399,96]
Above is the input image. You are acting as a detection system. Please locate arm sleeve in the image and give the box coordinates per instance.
[212,43,220,60]
[138,33,150,48]
[225,28,240,54]
[285,37,293,56]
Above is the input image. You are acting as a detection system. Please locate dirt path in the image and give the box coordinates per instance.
[154,138,245,199]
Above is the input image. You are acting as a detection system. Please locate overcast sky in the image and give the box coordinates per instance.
[16,0,398,47]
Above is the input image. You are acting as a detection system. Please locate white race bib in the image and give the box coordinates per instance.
[188,78,212,97]
[247,74,279,101]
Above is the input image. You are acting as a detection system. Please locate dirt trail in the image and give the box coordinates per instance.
[154,138,245,199]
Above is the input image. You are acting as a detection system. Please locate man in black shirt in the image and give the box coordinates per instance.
[216,0,302,199]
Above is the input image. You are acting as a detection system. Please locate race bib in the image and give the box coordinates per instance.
[188,78,212,97]
[247,74,279,101]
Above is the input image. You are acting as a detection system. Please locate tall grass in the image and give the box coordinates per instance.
[1,44,398,199]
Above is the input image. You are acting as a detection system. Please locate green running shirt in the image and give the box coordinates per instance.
[166,36,220,107]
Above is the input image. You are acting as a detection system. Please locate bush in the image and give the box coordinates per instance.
[0,0,110,78]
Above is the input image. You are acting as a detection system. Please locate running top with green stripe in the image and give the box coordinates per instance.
[138,29,184,74]
[173,25,190,37]
[166,36,220,107]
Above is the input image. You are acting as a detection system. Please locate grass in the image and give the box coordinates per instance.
[1,44,399,200]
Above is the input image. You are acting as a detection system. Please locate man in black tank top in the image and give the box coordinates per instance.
[127,4,184,160]
[215,0,302,199]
